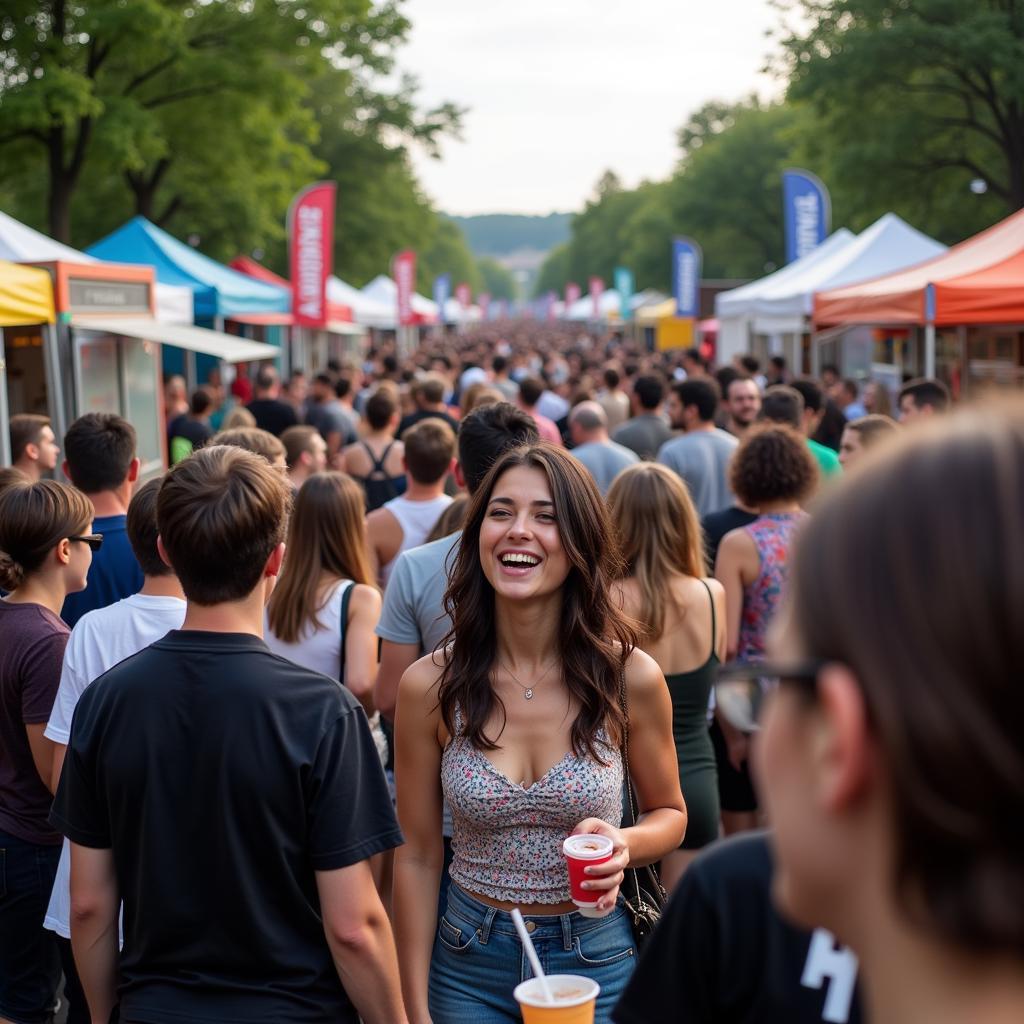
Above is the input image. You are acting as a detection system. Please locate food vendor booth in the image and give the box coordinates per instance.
[814,208,1024,397]
[0,260,57,466]
[0,210,280,474]
[87,216,290,386]
[717,215,945,375]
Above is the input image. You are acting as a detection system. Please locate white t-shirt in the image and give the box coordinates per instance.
[44,593,187,938]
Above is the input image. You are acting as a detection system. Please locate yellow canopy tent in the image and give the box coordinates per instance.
[634,297,676,326]
[0,260,55,325]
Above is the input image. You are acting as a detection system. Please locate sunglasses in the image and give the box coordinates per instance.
[68,534,104,552]
[714,659,824,733]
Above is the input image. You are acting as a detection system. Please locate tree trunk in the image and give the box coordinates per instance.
[48,130,72,243]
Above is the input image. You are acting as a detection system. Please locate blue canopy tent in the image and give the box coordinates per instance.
[88,216,290,381]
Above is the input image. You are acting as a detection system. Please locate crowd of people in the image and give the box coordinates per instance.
[1,323,1020,1024]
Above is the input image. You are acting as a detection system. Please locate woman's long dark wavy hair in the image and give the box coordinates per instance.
[438,442,637,761]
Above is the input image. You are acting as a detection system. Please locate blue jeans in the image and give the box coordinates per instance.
[0,830,62,1024]
[429,884,637,1024]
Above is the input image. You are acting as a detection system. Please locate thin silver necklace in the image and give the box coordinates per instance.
[499,659,559,700]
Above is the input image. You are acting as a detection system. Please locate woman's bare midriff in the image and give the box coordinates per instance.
[459,885,578,916]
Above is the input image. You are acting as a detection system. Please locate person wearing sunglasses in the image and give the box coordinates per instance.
[0,478,95,1024]
[750,402,1024,1024]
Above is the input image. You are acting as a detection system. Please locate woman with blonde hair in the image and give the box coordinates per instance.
[608,463,726,888]
[265,472,380,716]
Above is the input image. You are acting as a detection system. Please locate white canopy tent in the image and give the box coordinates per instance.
[327,275,395,329]
[715,216,946,368]
[360,274,439,324]
[0,210,194,324]
[715,229,856,364]
[566,289,622,321]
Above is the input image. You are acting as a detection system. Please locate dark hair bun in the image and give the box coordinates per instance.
[0,550,25,591]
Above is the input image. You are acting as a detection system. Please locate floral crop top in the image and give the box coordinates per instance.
[440,705,624,904]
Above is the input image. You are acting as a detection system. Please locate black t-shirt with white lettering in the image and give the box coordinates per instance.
[613,832,862,1024]
[51,631,403,1024]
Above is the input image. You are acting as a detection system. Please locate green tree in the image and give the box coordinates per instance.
[477,257,517,300]
[777,0,1023,231]
[420,216,481,295]
[534,242,570,297]
[0,1,370,240]
[0,0,463,265]
[662,100,796,278]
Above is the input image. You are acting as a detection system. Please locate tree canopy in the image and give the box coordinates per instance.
[0,0,487,288]
[537,0,1021,295]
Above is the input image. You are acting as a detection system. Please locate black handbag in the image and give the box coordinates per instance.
[618,676,668,948]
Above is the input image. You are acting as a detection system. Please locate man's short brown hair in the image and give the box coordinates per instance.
[413,373,446,406]
[210,426,286,465]
[127,479,173,578]
[403,418,456,484]
[9,414,50,463]
[280,425,321,470]
[365,389,397,431]
[157,445,291,605]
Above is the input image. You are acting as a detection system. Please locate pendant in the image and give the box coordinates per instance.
[524,688,534,700]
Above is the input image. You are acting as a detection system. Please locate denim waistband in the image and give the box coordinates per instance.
[445,882,626,947]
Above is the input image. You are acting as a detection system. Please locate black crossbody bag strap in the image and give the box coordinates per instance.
[338,581,354,685]
[618,674,667,946]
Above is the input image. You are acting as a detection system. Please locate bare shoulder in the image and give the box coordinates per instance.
[399,650,447,700]
[703,575,726,600]
[718,526,754,556]
[349,583,382,614]
[623,646,665,694]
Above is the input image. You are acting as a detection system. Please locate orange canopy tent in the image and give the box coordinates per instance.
[814,208,1024,328]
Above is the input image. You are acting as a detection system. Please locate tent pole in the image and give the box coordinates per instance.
[0,328,10,466]
[925,324,936,378]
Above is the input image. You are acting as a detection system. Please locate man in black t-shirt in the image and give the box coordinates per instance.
[702,504,759,575]
[246,365,300,436]
[397,372,460,437]
[613,832,862,1024]
[51,445,406,1024]
[167,386,214,463]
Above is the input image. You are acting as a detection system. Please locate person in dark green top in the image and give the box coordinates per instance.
[608,462,727,891]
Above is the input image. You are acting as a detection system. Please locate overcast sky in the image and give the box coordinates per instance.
[399,0,785,216]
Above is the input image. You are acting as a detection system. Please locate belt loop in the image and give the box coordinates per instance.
[561,913,573,952]
[478,906,497,945]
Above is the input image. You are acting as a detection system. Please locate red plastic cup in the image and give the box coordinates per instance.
[563,834,614,918]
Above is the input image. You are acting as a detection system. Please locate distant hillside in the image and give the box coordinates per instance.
[447,212,572,257]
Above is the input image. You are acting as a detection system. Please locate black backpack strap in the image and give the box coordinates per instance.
[338,580,355,685]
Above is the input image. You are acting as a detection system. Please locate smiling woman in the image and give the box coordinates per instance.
[392,442,686,1024]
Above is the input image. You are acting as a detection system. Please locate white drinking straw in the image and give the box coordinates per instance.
[511,908,554,1004]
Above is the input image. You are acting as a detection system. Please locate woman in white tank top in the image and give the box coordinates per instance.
[265,473,384,757]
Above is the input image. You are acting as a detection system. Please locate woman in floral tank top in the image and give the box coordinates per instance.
[714,425,819,833]
[393,444,686,1024]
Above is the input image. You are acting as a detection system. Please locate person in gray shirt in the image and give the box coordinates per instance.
[567,401,639,495]
[658,379,739,517]
[374,403,539,908]
[373,403,539,714]
[612,374,672,460]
